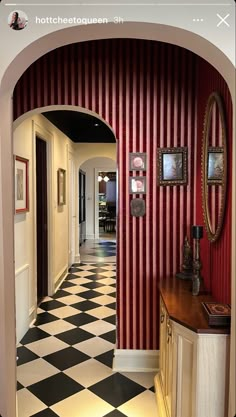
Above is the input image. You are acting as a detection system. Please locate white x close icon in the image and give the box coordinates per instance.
[217,13,230,27]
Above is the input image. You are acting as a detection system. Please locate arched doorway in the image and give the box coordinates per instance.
[0,25,235,417]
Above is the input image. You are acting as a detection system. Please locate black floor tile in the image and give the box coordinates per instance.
[31,409,60,417]
[95,350,114,368]
[64,312,97,327]
[104,410,127,417]
[109,292,116,298]
[68,267,80,273]
[103,315,116,325]
[28,373,84,406]
[52,289,70,299]
[61,280,76,288]
[44,347,90,371]
[100,330,116,344]
[20,327,50,345]
[106,302,116,310]
[90,373,145,407]
[71,300,100,311]
[17,381,24,391]
[77,289,101,299]
[149,386,155,393]
[17,346,39,365]
[56,328,94,345]
[34,313,59,326]
[81,281,105,289]
[81,273,108,281]
[39,300,64,311]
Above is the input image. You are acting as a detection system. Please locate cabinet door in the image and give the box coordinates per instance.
[173,323,195,417]
[165,318,174,417]
[159,298,167,391]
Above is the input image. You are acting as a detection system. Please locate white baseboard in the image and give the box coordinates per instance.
[75,253,81,263]
[113,349,159,372]
[54,265,68,292]
[29,306,37,327]
[86,234,95,239]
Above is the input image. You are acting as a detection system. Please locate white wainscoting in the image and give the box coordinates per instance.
[15,264,30,344]
[113,349,159,372]
[54,265,68,293]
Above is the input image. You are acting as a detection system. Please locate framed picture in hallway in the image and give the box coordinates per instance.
[157,147,188,186]
[129,176,146,194]
[14,155,29,213]
[129,152,146,171]
[57,168,66,205]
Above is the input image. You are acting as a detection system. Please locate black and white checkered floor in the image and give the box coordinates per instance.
[17,258,157,416]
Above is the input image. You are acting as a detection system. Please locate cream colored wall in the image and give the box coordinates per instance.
[80,155,116,239]
[14,114,76,342]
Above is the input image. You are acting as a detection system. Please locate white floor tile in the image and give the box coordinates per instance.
[26,336,68,357]
[118,390,157,417]
[64,358,113,387]
[55,294,85,305]
[65,286,88,294]
[96,278,116,285]
[49,306,80,318]
[17,389,46,417]
[74,336,114,357]
[38,319,76,335]
[51,390,114,417]
[72,271,95,278]
[98,271,116,278]
[80,319,115,336]
[88,306,115,319]
[17,358,59,387]
[95,286,116,295]
[91,294,115,306]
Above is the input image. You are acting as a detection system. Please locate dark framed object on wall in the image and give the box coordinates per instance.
[57,168,66,205]
[14,155,29,213]
[157,147,188,186]
[129,152,146,171]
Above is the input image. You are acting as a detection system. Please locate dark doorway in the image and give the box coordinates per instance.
[36,137,48,304]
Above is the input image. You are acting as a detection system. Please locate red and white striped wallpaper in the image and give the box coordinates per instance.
[13,39,232,350]
[196,58,232,305]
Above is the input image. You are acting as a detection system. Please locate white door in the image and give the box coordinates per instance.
[69,156,76,266]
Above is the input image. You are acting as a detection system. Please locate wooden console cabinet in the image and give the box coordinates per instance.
[155,278,230,417]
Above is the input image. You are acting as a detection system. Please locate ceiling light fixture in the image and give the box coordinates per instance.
[98,173,110,182]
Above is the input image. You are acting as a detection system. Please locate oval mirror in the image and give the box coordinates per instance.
[202,92,227,242]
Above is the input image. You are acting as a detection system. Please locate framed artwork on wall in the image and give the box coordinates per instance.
[207,147,224,185]
[14,155,29,213]
[129,153,146,171]
[157,147,188,186]
[58,168,66,205]
[129,176,146,194]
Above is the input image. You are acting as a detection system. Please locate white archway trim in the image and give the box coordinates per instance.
[0,23,235,97]
[13,104,117,139]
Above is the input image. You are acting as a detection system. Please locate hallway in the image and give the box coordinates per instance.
[17,240,157,417]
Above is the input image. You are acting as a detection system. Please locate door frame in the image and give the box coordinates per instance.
[68,149,76,267]
[33,121,54,299]
[94,167,117,239]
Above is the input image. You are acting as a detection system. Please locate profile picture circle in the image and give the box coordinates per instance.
[8,10,28,30]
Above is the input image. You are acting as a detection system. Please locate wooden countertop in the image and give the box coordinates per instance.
[159,277,230,334]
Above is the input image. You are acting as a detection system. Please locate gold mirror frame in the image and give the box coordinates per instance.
[201,92,227,243]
